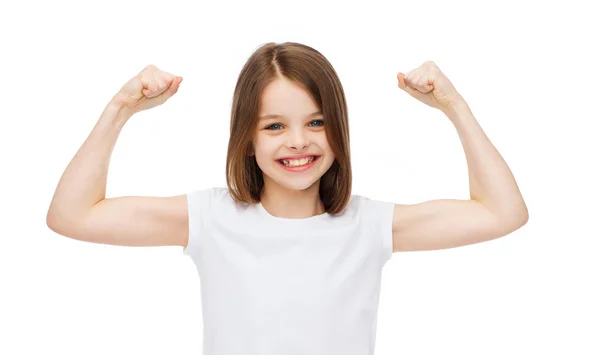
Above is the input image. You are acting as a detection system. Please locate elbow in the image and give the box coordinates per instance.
[46,208,83,237]
[46,211,68,235]
[490,202,528,235]
[46,208,58,231]
[521,208,529,225]
[46,201,99,239]
[516,202,529,226]
[503,206,529,232]
[46,199,62,231]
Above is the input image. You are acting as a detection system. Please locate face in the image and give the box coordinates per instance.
[251,77,335,192]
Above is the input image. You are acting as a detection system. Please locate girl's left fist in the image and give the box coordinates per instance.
[397,61,464,111]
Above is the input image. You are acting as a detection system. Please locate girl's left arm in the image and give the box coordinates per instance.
[391,62,528,252]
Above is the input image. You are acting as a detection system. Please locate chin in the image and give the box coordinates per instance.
[264,169,323,192]
[282,179,320,191]
[266,173,320,191]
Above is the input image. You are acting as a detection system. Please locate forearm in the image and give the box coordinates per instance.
[47,101,133,227]
[443,101,528,225]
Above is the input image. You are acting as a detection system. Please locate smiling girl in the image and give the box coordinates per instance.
[47,42,528,355]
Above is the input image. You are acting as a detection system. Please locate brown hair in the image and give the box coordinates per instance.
[225,42,352,215]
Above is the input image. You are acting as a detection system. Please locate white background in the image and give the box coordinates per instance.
[1,0,598,354]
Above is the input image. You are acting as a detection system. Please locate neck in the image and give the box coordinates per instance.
[260,180,325,219]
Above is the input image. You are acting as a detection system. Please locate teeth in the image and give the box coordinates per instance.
[281,156,315,167]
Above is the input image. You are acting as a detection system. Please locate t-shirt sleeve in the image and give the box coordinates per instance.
[361,197,396,266]
[182,188,213,258]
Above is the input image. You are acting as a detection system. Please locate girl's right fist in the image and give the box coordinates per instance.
[111,65,183,114]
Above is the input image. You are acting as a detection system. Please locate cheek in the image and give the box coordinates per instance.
[317,136,334,154]
[253,141,278,162]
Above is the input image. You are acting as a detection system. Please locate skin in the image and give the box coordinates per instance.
[250,61,529,253]
[251,77,336,219]
[47,62,528,252]
[391,61,529,252]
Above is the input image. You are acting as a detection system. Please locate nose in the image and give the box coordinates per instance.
[287,128,309,151]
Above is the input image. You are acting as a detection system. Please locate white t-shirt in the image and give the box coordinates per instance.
[183,187,395,355]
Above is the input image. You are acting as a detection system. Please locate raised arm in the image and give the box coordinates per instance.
[46,65,189,247]
[391,62,528,252]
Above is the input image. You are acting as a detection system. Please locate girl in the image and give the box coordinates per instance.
[47,42,528,355]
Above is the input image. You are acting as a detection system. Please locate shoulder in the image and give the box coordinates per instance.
[185,187,226,214]
[350,193,395,217]
[349,193,395,264]
[187,186,230,203]
[341,193,395,228]
[187,186,246,217]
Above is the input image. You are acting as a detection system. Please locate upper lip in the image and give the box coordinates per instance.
[277,154,320,160]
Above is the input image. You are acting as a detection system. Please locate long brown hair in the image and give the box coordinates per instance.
[225,42,352,215]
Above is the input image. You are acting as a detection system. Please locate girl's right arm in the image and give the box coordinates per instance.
[46,65,189,247]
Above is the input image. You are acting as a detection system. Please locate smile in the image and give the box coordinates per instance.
[276,155,320,172]
[278,156,317,167]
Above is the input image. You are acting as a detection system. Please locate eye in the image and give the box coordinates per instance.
[265,123,283,130]
[265,120,324,131]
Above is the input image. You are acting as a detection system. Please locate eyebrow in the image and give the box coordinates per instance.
[258,111,323,121]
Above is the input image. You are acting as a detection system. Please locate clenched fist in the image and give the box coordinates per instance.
[111,65,183,115]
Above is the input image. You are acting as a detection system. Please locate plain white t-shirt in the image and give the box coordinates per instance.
[183,187,395,355]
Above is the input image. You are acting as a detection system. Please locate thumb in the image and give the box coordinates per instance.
[397,73,412,92]
[397,72,422,98]
[156,76,183,101]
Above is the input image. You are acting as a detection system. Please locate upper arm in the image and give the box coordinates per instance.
[391,199,527,252]
[47,194,189,247]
